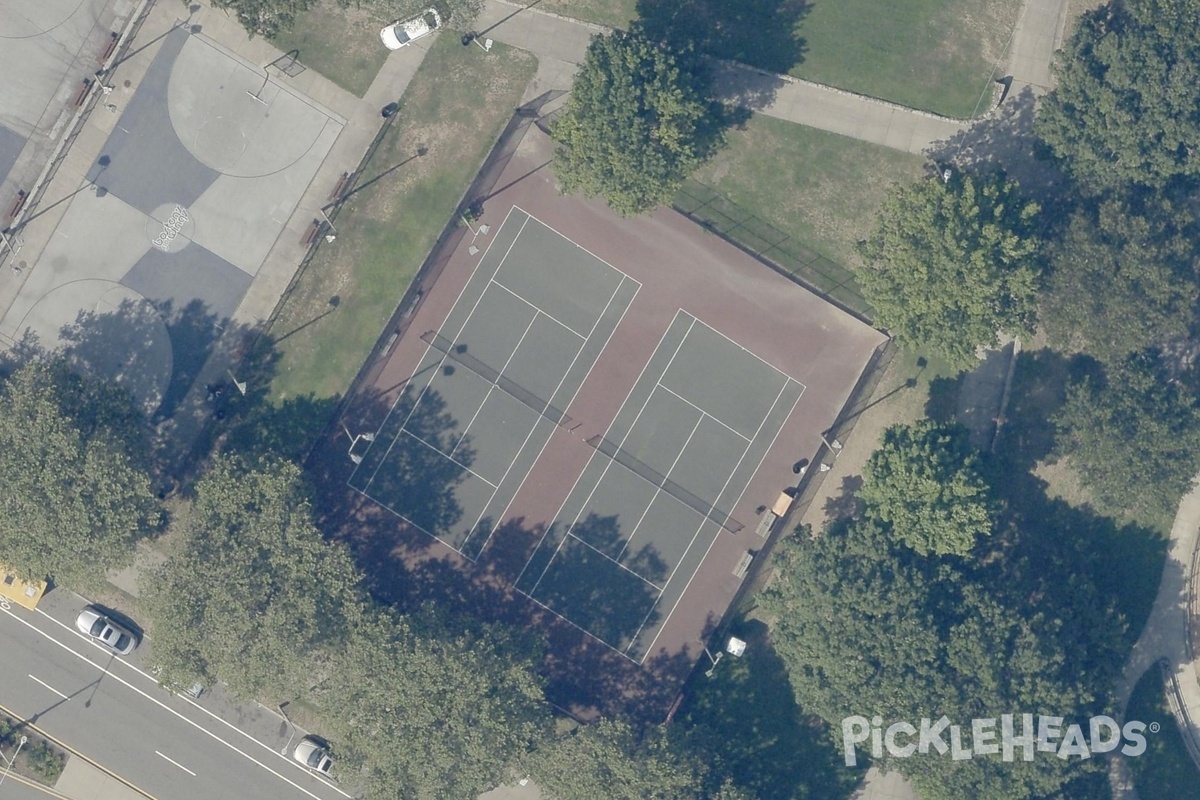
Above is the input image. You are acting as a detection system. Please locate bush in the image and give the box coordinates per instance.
[24,740,64,784]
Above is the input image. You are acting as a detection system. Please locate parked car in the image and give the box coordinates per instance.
[75,606,137,655]
[293,736,333,774]
[380,8,442,50]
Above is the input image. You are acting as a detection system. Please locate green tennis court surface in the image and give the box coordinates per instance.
[348,208,639,559]
[515,310,804,662]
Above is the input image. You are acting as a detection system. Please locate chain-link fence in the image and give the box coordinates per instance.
[672,179,874,324]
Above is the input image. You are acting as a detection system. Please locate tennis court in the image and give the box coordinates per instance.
[348,207,639,559]
[515,311,804,661]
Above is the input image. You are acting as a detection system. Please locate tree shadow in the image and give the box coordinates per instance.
[926,86,1068,205]
[636,0,809,77]
[991,348,1101,473]
[677,617,865,800]
[924,374,963,424]
[821,474,864,522]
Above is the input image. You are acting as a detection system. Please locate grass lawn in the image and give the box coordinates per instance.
[264,36,537,418]
[537,0,637,28]
[1126,668,1200,799]
[791,0,1022,117]
[270,1,393,97]
[687,115,925,276]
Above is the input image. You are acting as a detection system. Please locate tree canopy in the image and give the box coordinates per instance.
[211,0,318,38]
[859,421,995,556]
[1040,195,1199,364]
[528,718,750,800]
[761,514,1125,800]
[314,607,551,799]
[1054,352,1200,518]
[551,28,727,216]
[859,173,1042,368]
[0,360,156,588]
[142,456,362,699]
[1035,0,1200,190]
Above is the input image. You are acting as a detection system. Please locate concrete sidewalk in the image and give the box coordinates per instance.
[481,0,1072,156]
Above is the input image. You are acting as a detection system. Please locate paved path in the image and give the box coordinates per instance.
[1109,479,1200,798]
[481,0,1072,155]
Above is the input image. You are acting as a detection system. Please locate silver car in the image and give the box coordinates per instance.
[293,736,332,774]
[75,606,137,655]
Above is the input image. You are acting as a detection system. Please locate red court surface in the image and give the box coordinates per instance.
[309,123,887,717]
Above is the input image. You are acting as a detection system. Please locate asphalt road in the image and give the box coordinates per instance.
[0,600,345,800]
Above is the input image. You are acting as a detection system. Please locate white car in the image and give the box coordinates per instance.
[75,606,138,655]
[293,736,333,774]
[380,8,442,50]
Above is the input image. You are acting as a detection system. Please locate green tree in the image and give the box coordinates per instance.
[142,456,362,699]
[0,360,156,587]
[859,421,995,557]
[1035,0,1200,190]
[211,0,318,38]
[551,28,727,216]
[316,607,551,799]
[761,517,1125,800]
[1054,352,1200,518]
[1040,195,1199,364]
[859,173,1041,368]
[529,718,746,800]
[337,0,485,29]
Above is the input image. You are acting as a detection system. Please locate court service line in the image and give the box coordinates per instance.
[361,212,531,494]
[634,379,803,661]
[353,205,521,489]
[448,310,539,463]
[484,274,638,564]
[401,430,498,488]
[686,313,806,388]
[564,532,665,591]
[655,382,752,443]
[518,588,646,664]
[525,315,697,598]
[511,204,640,286]
[614,410,706,564]
[488,278,587,339]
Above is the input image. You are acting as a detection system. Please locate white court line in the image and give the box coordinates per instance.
[28,674,68,700]
[564,533,664,591]
[448,310,539,463]
[472,273,636,560]
[360,211,531,495]
[655,383,752,442]
[525,314,697,598]
[400,430,498,488]
[683,313,807,388]
[156,751,197,777]
[489,278,587,339]
[614,410,705,564]
[633,378,804,662]
[519,585,650,664]
[349,205,522,491]
[0,608,339,800]
[513,302,680,591]
[511,204,639,285]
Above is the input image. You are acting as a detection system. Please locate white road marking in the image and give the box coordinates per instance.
[27,674,68,700]
[156,751,197,777]
[0,608,342,800]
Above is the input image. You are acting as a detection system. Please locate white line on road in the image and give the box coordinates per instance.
[0,608,335,800]
[155,751,197,777]
[27,674,68,700]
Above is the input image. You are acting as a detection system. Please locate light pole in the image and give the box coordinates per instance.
[0,735,28,788]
